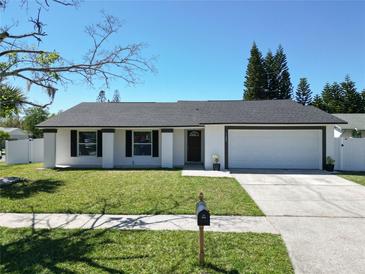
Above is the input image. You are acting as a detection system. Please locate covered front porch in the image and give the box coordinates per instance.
[43,127,205,169]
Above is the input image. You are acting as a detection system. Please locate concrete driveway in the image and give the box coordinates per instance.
[233,171,365,274]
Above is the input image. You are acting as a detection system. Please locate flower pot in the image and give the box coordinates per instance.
[325,164,334,172]
[213,163,220,171]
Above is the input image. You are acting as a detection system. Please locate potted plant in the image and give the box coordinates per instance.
[325,156,335,172]
[212,153,220,171]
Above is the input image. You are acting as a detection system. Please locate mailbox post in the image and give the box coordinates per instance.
[196,192,210,265]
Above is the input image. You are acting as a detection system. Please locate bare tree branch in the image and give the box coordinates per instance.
[0,2,155,110]
[20,99,53,108]
[0,49,48,57]
[0,0,78,10]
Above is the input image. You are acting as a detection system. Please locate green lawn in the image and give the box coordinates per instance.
[0,163,262,216]
[0,228,293,274]
[338,172,365,186]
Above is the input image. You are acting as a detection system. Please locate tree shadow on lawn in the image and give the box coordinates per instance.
[1,212,241,274]
[0,227,151,273]
[205,262,239,274]
[0,179,64,199]
[1,227,240,274]
[144,195,193,215]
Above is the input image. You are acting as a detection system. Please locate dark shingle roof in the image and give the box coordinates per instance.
[38,100,347,128]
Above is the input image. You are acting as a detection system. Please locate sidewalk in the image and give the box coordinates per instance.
[0,213,278,234]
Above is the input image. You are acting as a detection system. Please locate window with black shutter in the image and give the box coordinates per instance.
[126,130,132,157]
[152,130,159,157]
[71,130,77,157]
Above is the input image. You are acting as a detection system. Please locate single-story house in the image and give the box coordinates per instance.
[333,113,365,138]
[37,100,346,170]
[0,127,28,140]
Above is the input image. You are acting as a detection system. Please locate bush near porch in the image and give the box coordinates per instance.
[0,228,293,273]
[0,163,263,216]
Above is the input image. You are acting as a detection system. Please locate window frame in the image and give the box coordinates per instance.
[133,130,152,156]
[78,131,98,157]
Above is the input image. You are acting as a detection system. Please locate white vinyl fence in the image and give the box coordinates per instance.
[5,138,44,164]
[335,137,365,171]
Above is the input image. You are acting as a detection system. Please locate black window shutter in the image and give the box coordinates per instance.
[97,130,102,157]
[126,130,132,157]
[71,130,77,157]
[152,130,159,157]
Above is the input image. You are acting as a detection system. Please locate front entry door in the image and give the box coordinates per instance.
[187,130,201,162]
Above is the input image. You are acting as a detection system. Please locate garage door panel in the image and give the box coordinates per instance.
[228,130,322,169]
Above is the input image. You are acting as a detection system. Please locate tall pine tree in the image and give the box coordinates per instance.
[295,78,312,105]
[264,50,278,99]
[243,42,266,100]
[112,89,121,102]
[96,90,107,102]
[274,45,292,99]
[312,94,325,110]
[313,78,365,113]
[341,75,364,113]
[321,83,345,113]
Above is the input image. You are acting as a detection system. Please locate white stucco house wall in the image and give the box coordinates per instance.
[37,100,346,170]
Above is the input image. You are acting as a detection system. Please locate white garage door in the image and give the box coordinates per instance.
[228,129,322,169]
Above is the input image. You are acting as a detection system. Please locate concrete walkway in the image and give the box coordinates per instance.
[0,213,278,234]
[233,171,365,274]
[182,169,232,178]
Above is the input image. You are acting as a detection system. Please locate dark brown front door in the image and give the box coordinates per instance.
[187,130,201,162]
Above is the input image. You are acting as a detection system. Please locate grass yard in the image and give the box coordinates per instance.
[0,227,293,274]
[0,163,262,216]
[338,172,365,186]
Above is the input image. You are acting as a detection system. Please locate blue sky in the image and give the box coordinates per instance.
[3,0,365,113]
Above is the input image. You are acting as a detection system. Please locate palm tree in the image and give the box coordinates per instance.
[0,84,27,118]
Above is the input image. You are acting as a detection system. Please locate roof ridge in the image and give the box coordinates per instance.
[80,99,295,104]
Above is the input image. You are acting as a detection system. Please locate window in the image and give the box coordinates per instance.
[79,132,97,156]
[189,130,200,137]
[133,131,152,156]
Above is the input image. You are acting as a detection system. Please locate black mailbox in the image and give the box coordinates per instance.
[196,201,210,226]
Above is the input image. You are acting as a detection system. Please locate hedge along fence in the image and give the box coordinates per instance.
[5,139,43,164]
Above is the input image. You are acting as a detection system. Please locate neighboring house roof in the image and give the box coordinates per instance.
[37,100,347,128]
[333,114,365,130]
[0,127,28,137]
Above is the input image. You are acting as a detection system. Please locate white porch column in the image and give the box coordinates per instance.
[204,125,225,170]
[326,125,335,160]
[102,129,115,169]
[43,129,57,168]
[161,129,173,168]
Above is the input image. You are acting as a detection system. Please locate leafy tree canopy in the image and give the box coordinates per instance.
[22,107,50,138]
[0,129,10,149]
